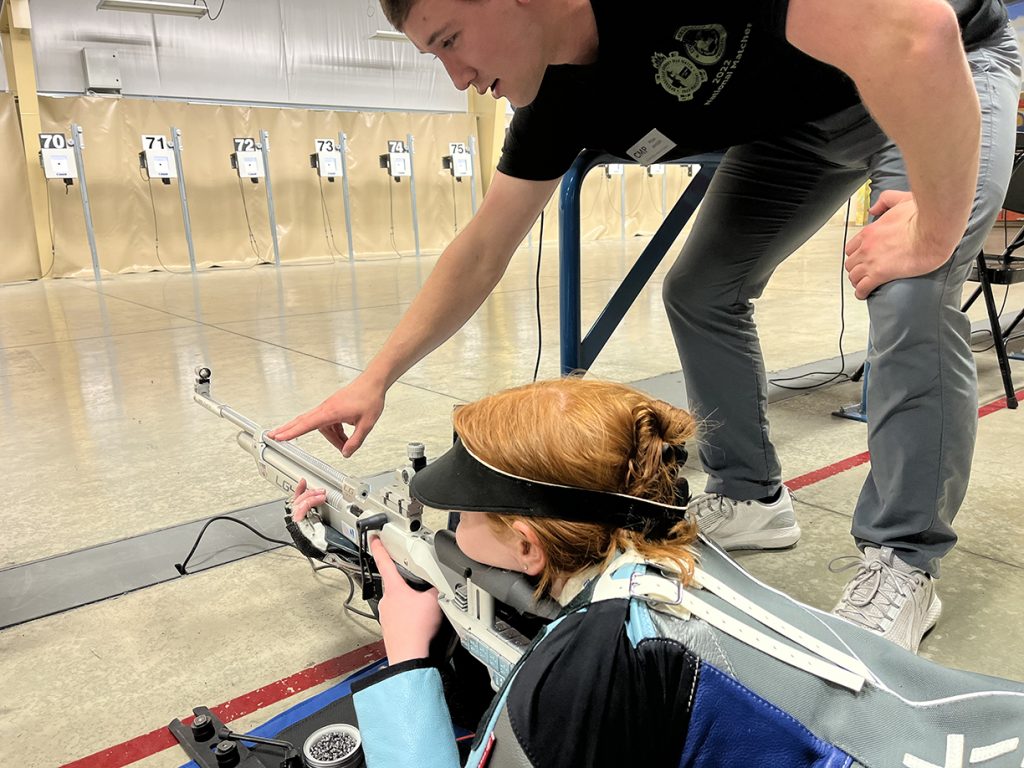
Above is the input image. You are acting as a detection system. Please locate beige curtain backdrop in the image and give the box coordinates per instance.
[0,93,41,283]
[32,96,479,276]
[3,94,740,282]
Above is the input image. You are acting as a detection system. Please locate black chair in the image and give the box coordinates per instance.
[962,139,1024,410]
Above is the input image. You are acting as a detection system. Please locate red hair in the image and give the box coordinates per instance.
[452,377,698,595]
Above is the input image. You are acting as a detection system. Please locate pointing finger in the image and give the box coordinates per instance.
[269,412,318,442]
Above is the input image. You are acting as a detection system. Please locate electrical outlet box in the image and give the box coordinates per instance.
[82,47,122,93]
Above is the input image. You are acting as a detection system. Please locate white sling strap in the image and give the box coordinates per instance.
[592,551,869,693]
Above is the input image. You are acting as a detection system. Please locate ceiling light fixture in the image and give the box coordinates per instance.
[368,30,410,42]
[96,0,209,19]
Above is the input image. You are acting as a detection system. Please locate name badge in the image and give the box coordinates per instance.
[627,129,676,166]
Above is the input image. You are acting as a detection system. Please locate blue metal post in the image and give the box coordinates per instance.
[558,152,721,375]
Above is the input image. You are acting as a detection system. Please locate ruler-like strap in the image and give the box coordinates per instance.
[647,578,865,692]
[691,568,873,683]
[592,553,867,692]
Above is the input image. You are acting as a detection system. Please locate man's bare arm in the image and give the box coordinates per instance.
[270,171,560,454]
[787,0,980,297]
[363,171,560,391]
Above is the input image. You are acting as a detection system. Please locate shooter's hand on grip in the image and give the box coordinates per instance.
[370,537,443,664]
[268,374,385,458]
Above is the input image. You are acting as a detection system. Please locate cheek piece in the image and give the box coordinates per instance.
[409,436,689,539]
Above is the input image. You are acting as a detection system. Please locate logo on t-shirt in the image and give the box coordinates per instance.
[651,51,708,102]
[652,22,752,106]
[675,24,727,66]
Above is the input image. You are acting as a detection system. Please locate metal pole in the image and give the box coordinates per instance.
[171,126,197,273]
[619,171,626,243]
[70,123,101,282]
[407,132,421,257]
[661,170,667,222]
[259,129,281,266]
[468,134,478,215]
[338,131,355,262]
[558,155,587,375]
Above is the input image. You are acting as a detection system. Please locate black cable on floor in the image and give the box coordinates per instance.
[970,283,1012,352]
[174,515,292,575]
[175,514,377,619]
[974,330,1024,353]
[769,198,853,391]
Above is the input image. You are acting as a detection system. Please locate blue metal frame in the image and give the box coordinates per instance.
[558,150,722,375]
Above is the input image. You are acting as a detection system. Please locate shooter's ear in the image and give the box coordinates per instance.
[510,520,547,576]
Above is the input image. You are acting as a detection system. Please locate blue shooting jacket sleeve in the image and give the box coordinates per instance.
[352,659,462,768]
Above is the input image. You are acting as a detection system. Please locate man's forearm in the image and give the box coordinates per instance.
[363,230,509,390]
[855,6,980,256]
[361,172,560,391]
[787,0,981,259]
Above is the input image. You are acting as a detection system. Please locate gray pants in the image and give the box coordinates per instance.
[663,25,1023,576]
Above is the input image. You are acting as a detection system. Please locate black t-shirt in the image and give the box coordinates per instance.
[498,0,1009,181]
[953,0,1010,45]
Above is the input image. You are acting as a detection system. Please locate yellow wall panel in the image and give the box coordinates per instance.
[0,93,41,282]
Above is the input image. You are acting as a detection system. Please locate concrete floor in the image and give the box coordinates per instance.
[2,218,1024,767]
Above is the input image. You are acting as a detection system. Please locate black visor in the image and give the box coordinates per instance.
[409,437,688,537]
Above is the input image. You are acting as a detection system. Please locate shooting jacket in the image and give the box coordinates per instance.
[353,540,1024,767]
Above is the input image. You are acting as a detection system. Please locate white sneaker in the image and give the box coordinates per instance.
[831,546,942,653]
[689,487,801,550]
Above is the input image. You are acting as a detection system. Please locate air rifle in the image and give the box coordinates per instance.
[192,366,560,688]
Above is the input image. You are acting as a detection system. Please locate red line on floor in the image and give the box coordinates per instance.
[786,451,871,491]
[784,388,1022,490]
[978,388,1023,417]
[62,388,1024,768]
[61,640,385,768]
